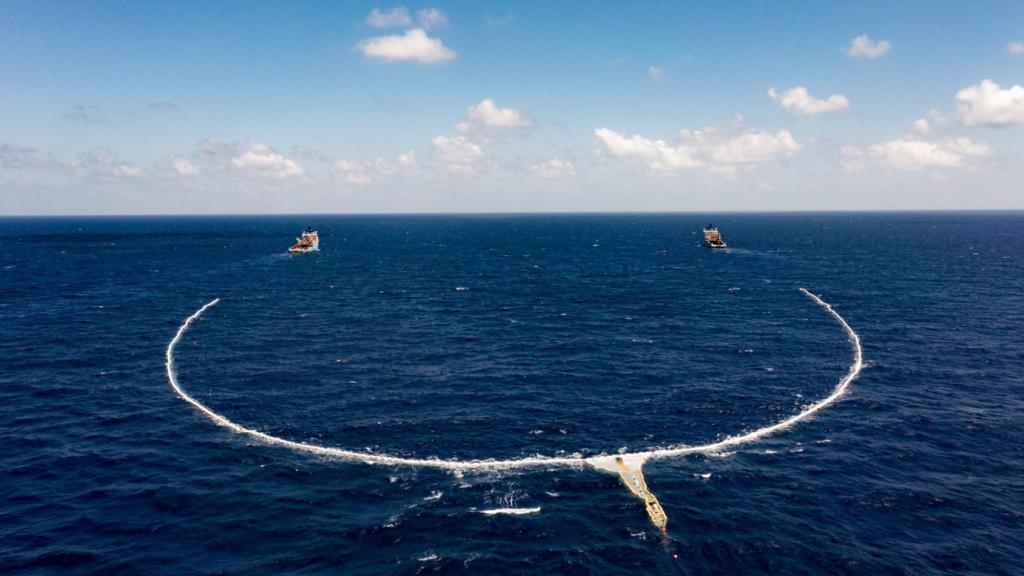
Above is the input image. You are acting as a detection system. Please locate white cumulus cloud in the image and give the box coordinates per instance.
[365,7,412,28]
[913,118,931,134]
[845,34,891,58]
[695,127,802,165]
[231,142,304,177]
[848,136,993,170]
[594,128,702,170]
[461,98,533,130]
[769,86,850,116]
[595,125,801,172]
[172,157,199,176]
[955,79,1024,127]
[333,159,369,172]
[432,135,486,174]
[375,150,419,175]
[332,150,418,183]
[356,28,455,63]
[530,158,575,178]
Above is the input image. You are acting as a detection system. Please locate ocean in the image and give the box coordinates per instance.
[1,213,1022,575]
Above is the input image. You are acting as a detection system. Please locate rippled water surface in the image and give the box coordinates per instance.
[2,213,1022,574]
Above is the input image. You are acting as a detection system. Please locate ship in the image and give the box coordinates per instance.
[289,227,319,253]
[703,224,727,249]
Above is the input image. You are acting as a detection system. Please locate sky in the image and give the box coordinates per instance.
[1,0,1022,215]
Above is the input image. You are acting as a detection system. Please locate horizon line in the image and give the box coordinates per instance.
[2,208,1023,219]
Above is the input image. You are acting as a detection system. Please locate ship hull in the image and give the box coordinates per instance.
[289,239,319,253]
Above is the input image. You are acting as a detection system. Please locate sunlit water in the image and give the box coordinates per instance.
[2,213,1022,574]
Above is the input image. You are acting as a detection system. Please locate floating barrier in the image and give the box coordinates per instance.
[166,288,862,529]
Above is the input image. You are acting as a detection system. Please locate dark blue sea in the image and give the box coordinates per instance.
[2,213,1022,575]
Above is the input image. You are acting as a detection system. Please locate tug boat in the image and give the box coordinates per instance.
[289,227,319,253]
[703,224,727,249]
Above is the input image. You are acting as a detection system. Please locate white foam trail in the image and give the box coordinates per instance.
[166,288,862,470]
[479,507,541,515]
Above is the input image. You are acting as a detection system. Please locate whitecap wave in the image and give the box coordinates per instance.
[479,507,541,515]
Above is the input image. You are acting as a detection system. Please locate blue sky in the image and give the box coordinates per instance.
[1,1,1022,214]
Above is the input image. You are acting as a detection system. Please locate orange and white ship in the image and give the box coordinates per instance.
[703,224,726,249]
[289,227,319,253]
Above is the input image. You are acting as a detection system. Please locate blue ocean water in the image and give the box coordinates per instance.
[1,213,1022,575]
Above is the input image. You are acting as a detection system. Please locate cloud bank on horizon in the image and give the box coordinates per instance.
[0,2,1022,213]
